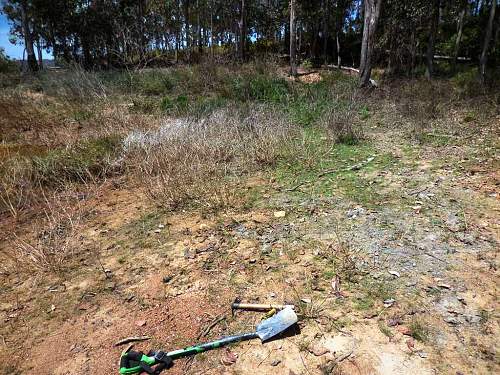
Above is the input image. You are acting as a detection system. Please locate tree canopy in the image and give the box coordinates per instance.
[1,0,499,83]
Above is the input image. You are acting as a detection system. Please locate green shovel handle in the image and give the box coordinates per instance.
[166,332,258,359]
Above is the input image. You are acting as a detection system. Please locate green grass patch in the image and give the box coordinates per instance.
[31,135,121,187]
[274,131,399,206]
[409,319,429,342]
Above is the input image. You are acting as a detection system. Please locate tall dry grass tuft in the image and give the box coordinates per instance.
[322,93,365,145]
[8,193,83,274]
[124,106,297,210]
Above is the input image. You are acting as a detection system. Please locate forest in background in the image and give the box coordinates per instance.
[1,0,499,86]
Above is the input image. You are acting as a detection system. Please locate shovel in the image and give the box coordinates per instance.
[167,306,298,359]
[119,307,298,374]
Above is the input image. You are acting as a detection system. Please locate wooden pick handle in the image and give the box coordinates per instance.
[231,303,294,311]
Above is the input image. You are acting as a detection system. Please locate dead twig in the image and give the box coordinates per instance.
[114,336,151,347]
[283,180,312,192]
[197,315,226,340]
[336,350,353,362]
[422,251,448,263]
[282,156,375,192]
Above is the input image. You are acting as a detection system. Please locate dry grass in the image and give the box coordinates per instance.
[124,106,297,210]
[0,136,121,218]
[322,93,365,145]
[6,193,84,274]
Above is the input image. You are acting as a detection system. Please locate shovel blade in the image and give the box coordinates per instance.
[256,306,298,342]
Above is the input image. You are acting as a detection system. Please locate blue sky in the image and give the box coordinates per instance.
[0,12,51,59]
[0,12,23,58]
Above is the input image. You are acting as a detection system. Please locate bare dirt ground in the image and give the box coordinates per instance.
[1,85,498,374]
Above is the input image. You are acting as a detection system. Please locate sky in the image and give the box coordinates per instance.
[0,12,51,59]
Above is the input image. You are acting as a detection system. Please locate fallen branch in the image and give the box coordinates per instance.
[283,156,376,192]
[114,336,151,347]
[327,65,377,86]
[197,315,226,339]
[423,251,447,263]
[336,350,353,362]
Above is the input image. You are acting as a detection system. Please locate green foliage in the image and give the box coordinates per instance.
[451,68,484,97]
[0,48,17,74]
[409,319,429,342]
[160,94,189,114]
[230,74,290,103]
[31,136,121,187]
[134,71,176,95]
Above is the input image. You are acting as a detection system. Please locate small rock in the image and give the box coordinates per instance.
[456,233,475,245]
[464,314,481,324]
[135,320,146,327]
[388,270,400,278]
[406,338,415,350]
[445,213,462,232]
[221,349,238,365]
[270,359,281,366]
[199,223,209,230]
[346,207,365,219]
[308,344,329,356]
[397,326,411,336]
[158,224,165,229]
[274,211,286,218]
[154,229,162,233]
[406,280,417,287]
[383,298,396,308]
[417,351,428,358]
[301,298,312,304]
[162,275,173,284]
[249,258,257,264]
[437,283,452,289]
[387,318,401,327]
[444,316,460,325]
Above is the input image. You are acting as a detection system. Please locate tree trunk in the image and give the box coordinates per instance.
[336,33,341,67]
[410,29,417,77]
[289,0,297,76]
[36,38,43,69]
[210,0,214,57]
[20,0,38,72]
[493,16,500,55]
[184,0,191,62]
[425,0,440,79]
[359,0,382,87]
[479,0,496,84]
[452,1,467,72]
[322,0,329,64]
[197,0,203,55]
[239,0,247,61]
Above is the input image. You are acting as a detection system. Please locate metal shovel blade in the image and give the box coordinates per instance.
[255,306,298,342]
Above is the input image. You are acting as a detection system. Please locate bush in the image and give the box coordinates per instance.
[0,48,17,74]
[451,68,484,97]
[32,136,121,187]
[0,136,121,216]
[35,67,107,101]
[322,96,364,145]
[230,74,290,103]
[124,106,296,210]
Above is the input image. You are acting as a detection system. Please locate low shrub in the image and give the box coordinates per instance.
[322,96,364,145]
[124,106,296,210]
[0,136,121,216]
